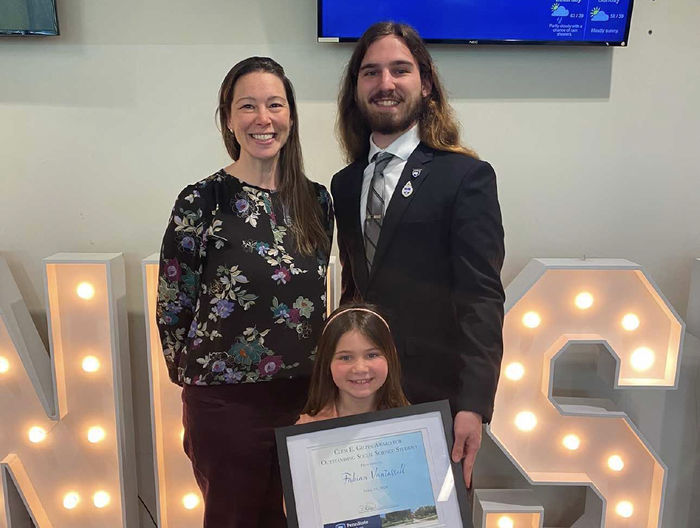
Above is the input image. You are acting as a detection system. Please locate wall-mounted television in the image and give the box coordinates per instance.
[318,0,634,46]
[0,0,59,36]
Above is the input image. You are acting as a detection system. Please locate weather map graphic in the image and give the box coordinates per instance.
[591,7,610,21]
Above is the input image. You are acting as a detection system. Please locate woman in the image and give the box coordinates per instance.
[156,57,333,527]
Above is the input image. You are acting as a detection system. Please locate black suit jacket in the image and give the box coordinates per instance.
[331,143,505,422]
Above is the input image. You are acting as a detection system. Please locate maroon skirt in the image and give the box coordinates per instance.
[182,377,308,527]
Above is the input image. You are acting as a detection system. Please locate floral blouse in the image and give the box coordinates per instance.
[156,170,333,386]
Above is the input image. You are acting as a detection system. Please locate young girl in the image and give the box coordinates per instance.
[298,303,409,424]
[284,304,410,516]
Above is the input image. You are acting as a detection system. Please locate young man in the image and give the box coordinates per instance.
[331,22,505,488]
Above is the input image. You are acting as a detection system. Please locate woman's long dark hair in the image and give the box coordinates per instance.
[302,304,409,416]
[217,57,329,255]
[337,22,478,163]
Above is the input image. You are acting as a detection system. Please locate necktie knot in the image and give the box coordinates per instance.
[372,151,393,173]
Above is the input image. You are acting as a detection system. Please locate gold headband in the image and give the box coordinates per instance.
[322,307,390,334]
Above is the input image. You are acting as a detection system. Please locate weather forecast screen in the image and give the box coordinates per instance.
[318,0,634,45]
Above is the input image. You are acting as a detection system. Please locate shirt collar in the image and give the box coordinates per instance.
[367,124,420,164]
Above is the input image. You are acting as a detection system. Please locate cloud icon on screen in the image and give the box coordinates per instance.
[551,5,570,16]
[590,9,610,21]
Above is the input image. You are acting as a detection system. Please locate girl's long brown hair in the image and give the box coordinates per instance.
[337,22,478,163]
[302,304,409,416]
[217,57,329,256]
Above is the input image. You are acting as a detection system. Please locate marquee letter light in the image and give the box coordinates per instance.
[473,489,543,528]
[0,255,138,527]
[486,259,684,527]
[142,254,338,526]
[142,254,200,527]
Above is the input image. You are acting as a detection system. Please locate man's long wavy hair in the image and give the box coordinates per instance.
[337,22,478,163]
[301,304,409,416]
[217,57,329,256]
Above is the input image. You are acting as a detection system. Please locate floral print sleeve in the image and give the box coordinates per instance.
[157,182,213,384]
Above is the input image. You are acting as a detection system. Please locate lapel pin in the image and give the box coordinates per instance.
[411,168,422,178]
[401,181,413,198]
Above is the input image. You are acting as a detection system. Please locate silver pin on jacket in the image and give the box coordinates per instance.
[411,168,422,178]
[401,181,413,197]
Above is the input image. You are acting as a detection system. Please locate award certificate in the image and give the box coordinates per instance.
[276,400,472,528]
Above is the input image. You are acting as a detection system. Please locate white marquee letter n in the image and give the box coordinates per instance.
[0,254,137,527]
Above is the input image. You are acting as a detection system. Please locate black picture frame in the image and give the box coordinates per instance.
[276,399,473,527]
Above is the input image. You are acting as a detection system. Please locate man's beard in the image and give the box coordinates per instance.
[358,92,424,135]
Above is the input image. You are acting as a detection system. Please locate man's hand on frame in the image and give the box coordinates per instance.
[451,410,483,489]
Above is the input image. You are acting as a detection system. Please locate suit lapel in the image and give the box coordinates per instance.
[369,144,434,283]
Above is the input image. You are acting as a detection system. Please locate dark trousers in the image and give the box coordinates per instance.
[182,378,309,528]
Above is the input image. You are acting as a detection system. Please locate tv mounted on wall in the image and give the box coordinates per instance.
[318,0,634,46]
[0,0,59,36]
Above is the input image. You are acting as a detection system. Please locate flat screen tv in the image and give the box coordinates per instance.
[318,0,634,46]
[0,0,59,36]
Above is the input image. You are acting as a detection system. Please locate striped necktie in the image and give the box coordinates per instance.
[364,151,394,271]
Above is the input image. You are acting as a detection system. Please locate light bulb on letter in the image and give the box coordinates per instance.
[497,516,514,528]
[615,501,634,518]
[183,493,200,510]
[562,434,581,450]
[522,311,541,328]
[515,411,537,431]
[76,282,95,300]
[608,455,624,472]
[631,347,655,371]
[574,291,594,309]
[28,426,47,443]
[87,426,106,444]
[504,362,525,381]
[93,490,110,508]
[63,492,80,510]
[82,356,100,373]
[621,313,640,331]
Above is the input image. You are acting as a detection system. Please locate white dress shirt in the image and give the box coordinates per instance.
[360,125,421,234]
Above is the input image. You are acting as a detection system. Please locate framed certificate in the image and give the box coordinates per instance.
[276,400,473,528]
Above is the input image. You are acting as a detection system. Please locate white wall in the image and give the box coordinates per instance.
[1,0,699,526]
